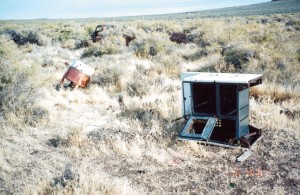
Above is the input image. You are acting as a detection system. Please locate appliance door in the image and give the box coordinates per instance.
[179,116,216,140]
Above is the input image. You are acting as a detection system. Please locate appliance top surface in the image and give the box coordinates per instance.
[183,72,263,84]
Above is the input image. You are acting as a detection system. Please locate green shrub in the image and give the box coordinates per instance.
[81,35,125,58]
[62,39,76,49]
[58,24,85,42]
[81,45,101,58]
[132,32,175,58]
[188,29,210,47]
[133,38,165,57]
[99,35,125,55]
[75,39,90,49]
[183,48,208,61]
[3,29,51,46]
[222,45,255,70]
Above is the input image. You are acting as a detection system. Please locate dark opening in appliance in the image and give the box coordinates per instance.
[181,117,237,143]
[220,84,237,116]
[192,83,216,115]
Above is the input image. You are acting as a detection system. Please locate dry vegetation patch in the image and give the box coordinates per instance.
[0,11,299,194]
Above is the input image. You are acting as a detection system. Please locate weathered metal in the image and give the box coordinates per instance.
[178,72,263,148]
[236,149,252,162]
[58,59,94,89]
[91,24,115,43]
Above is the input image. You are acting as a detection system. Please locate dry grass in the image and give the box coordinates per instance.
[0,11,299,194]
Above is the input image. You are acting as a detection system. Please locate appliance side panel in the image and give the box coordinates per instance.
[182,82,192,116]
[239,88,249,109]
[239,116,249,138]
[238,88,250,138]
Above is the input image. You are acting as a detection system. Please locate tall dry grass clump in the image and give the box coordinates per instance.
[0,35,48,127]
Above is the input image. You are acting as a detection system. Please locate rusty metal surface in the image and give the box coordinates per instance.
[64,67,82,83]
[77,74,90,88]
[240,125,262,148]
[91,24,115,43]
[60,67,91,88]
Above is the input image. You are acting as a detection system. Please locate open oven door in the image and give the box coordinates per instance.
[178,116,217,141]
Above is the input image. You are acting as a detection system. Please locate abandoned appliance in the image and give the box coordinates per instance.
[58,59,95,89]
[178,72,263,148]
[91,24,115,43]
